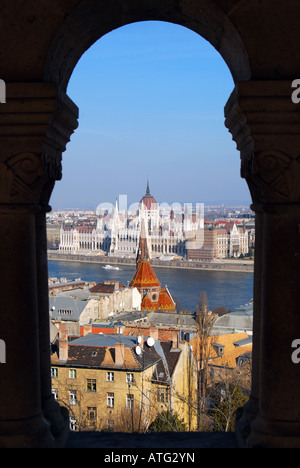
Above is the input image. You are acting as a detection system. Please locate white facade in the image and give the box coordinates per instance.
[59,195,203,259]
[216,223,249,258]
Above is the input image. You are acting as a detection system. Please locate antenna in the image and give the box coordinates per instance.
[147,337,154,347]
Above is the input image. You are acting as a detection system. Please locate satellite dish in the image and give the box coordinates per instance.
[51,306,55,311]
[137,336,142,343]
[135,345,142,355]
[147,337,155,347]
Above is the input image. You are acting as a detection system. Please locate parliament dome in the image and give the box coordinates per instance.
[140,181,157,210]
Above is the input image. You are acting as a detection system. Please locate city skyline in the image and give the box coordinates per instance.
[50,21,252,211]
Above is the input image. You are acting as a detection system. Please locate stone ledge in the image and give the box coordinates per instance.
[65,431,238,448]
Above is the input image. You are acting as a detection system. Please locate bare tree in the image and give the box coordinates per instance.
[194,290,216,430]
[208,359,251,432]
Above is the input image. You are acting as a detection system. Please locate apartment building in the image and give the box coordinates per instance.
[51,325,197,432]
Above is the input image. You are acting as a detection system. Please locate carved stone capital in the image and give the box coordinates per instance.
[225,80,300,204]
[0,82,78,207]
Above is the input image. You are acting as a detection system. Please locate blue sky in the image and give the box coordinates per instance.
[50,21,251,211]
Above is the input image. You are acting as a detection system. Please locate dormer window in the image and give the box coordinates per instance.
[213,343,225,357]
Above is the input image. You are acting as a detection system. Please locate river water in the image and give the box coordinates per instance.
[48,259,253,313]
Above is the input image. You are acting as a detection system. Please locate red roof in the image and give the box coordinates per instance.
[141,295,159,311]
[139,181,157,210]
[158,287,176,311]
[140,286,176,312]
[129,260,161,289]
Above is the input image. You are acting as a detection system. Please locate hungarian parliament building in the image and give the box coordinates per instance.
[59,183,251,261]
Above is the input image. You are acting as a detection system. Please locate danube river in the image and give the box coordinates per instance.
[48,259,253,313]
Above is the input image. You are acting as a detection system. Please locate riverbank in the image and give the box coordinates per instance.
[47,251,254,273]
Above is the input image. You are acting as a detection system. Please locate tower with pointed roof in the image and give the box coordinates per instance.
[130,221,176,313]
[136,218,150,268]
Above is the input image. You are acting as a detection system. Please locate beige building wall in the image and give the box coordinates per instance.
[51,364,156,432]
[170,341,198,431]
[97,287,141,320]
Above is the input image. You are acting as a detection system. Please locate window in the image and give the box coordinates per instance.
[69,369,76,379]
[70,418,77,431]
[107,392,114,408]
[51,367,58,378]
[126,394,134,410]
[69,390,77,406]
[157,387,169,403]
[87,378,97,392]
[106,371,114,382]
[58,309,72,315]
[87,407,97,422]
[126,373,134,384]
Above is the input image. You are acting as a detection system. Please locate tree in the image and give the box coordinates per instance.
[194,290,216,430]
[211,384,249,432]
[147,410,187,432]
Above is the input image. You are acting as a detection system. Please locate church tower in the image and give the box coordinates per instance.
[136,218,150,268]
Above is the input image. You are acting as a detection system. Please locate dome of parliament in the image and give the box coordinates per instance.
[139,181,157,210]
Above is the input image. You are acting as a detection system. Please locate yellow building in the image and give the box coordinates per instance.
[51,325,197,432]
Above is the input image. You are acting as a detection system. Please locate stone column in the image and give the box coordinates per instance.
[0,83,78,447]
[225,80,300,448]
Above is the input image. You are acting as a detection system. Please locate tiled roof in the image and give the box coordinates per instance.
[129,260,161,288]
[160,341,181,377]
[52,333,162,371]
[140,287,176,312]
[158,287,176,311]
[189,332,252,368]
[89,282,116,294]
[151,341,181,383]
[141,295,158,311]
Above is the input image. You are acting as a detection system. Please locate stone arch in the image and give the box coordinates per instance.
[2,0,300,450]
[44,0,251,91]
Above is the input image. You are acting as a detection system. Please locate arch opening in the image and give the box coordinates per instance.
[48,18,254,436]
[44,0,251,90]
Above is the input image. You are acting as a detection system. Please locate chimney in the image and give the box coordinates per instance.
[59,323,68,361]
[171,332,179,349]
[115,342,125,365]
[83,323,92,336]
[138,334,144,349]
[149,327,159,341]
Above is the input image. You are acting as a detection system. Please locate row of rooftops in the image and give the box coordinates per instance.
[51,324,182,385]
[51,320,252,380]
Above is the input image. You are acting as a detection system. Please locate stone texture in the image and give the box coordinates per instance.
[1,0,300,448]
